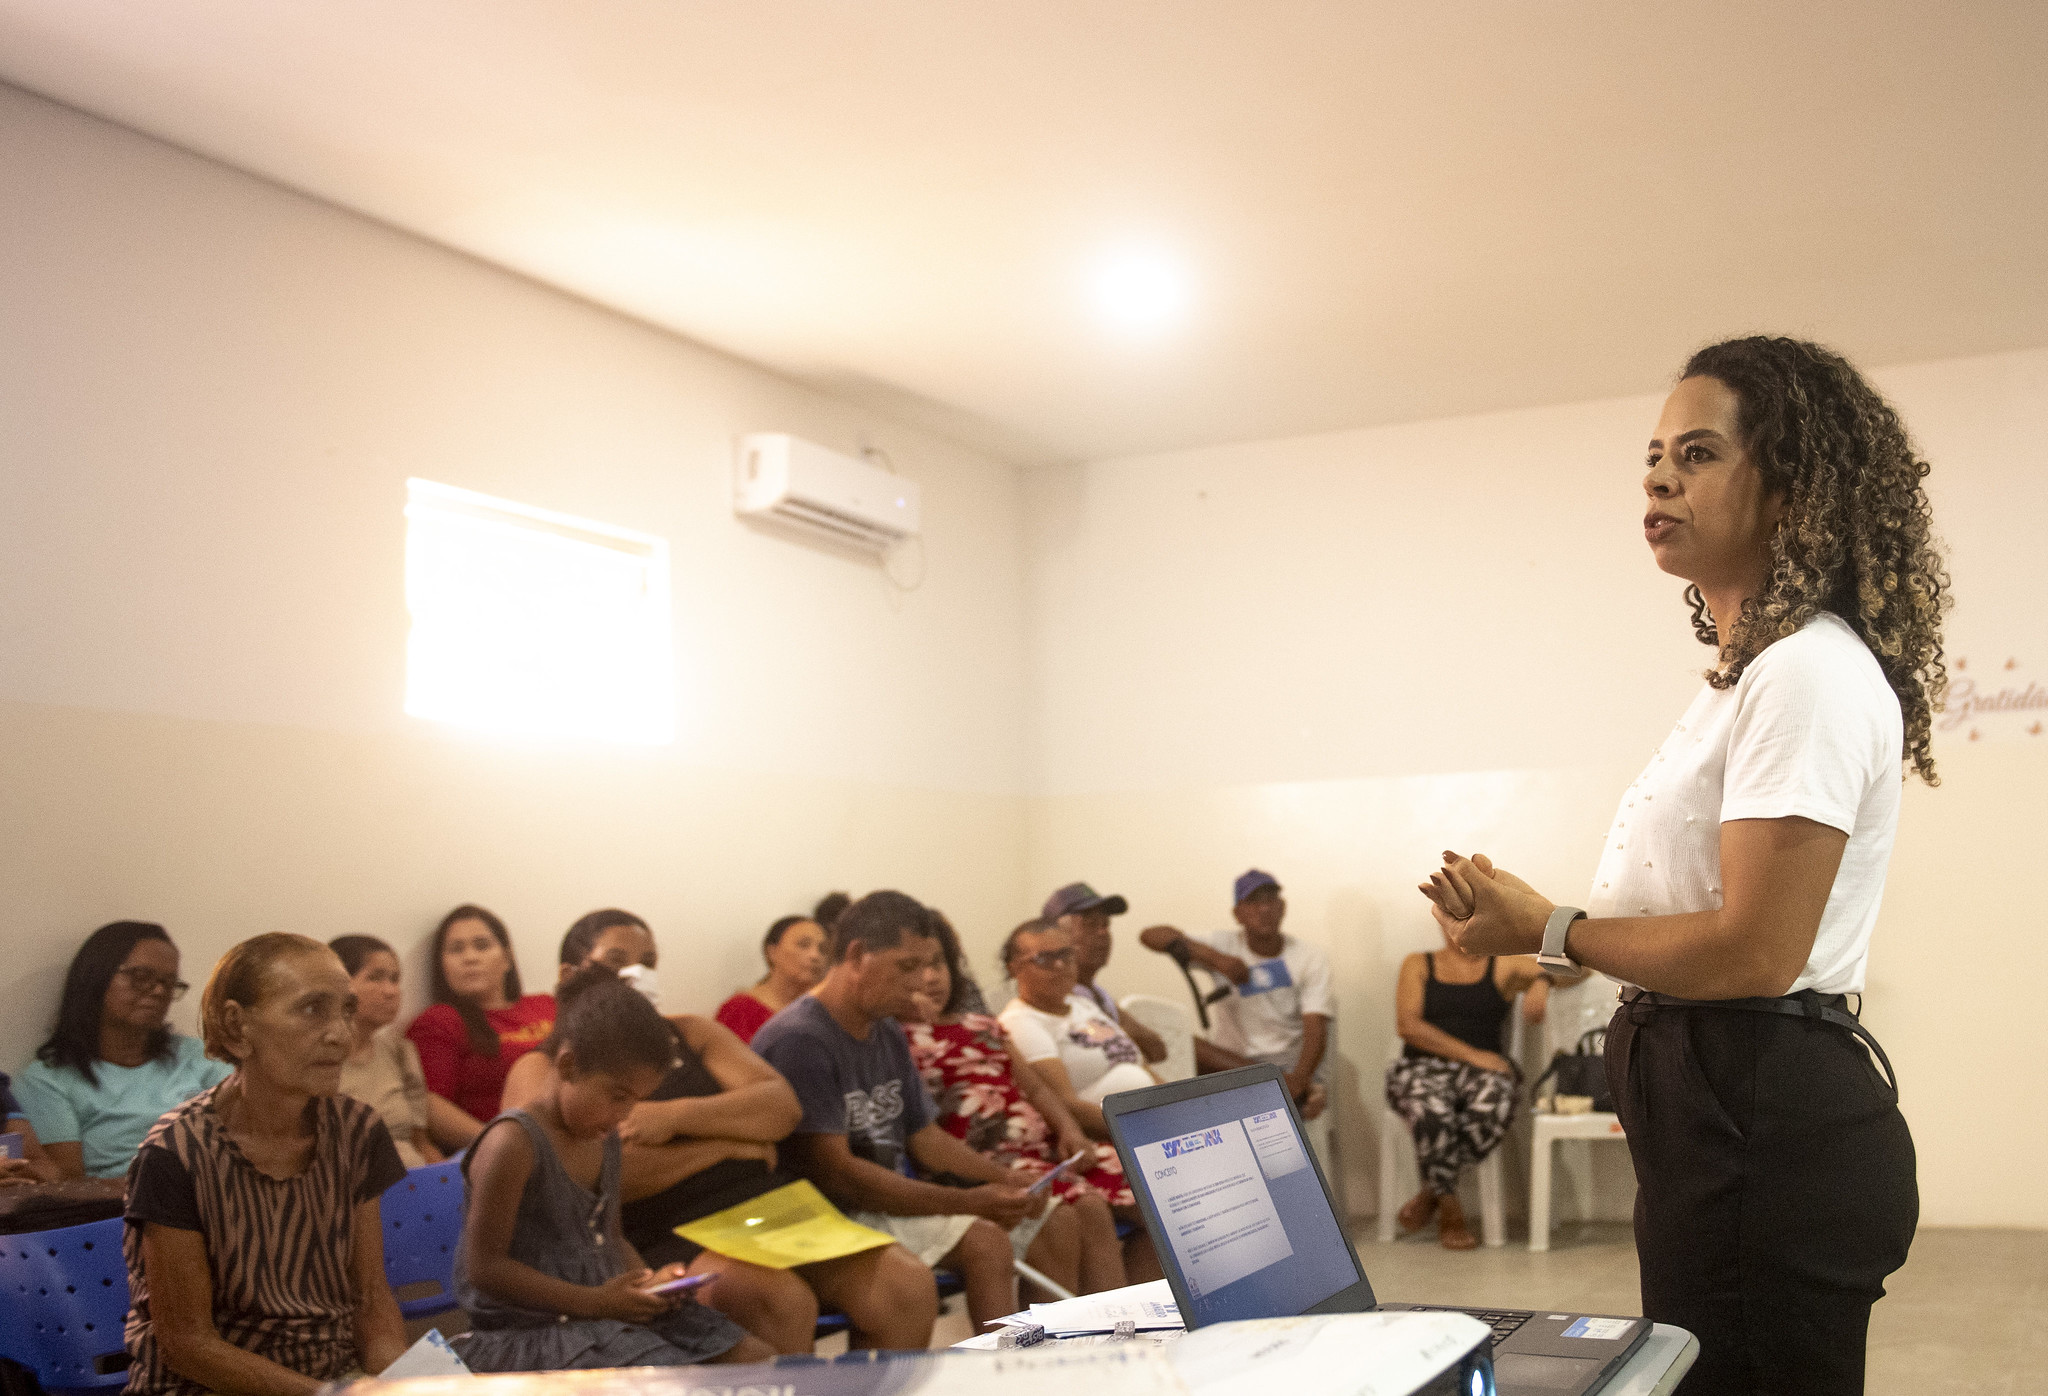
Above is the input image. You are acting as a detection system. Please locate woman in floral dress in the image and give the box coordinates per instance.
[902,914,1154,1292]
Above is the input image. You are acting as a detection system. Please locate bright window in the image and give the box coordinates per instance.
[404,479,674,745]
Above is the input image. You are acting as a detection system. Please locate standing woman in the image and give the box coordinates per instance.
[712,916,827,1044]
[406,906,555,1125]
[17,922,231,1179]
[1422,336,1945,1395]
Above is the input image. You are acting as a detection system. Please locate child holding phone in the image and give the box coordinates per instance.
[454,967,774,1371]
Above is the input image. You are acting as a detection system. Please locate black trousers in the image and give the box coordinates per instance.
[1607,997,1917,1395]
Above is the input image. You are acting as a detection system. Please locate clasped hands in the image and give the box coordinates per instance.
[1417,850,1556,956]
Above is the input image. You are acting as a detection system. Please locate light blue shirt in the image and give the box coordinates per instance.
[13,1036,232,1177]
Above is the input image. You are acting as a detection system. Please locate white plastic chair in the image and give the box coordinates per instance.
[1527,1110,1627,1251]
[1118,994,1196,1082]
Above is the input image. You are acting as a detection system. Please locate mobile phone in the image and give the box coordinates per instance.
[640,1272,716,1297]
[1026,1149,1089,1197]
[0,1133,22,1160]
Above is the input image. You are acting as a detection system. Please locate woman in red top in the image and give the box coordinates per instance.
[406,905,553,1128]
[712,916,827,1044]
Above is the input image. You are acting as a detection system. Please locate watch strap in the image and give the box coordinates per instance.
[1537,906,1587,970]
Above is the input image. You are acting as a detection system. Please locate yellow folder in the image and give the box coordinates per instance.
[675,1180,895,1269]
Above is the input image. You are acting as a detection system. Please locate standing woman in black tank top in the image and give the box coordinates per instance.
[1421,338,1946,1395]
[1384,932,1566,1248]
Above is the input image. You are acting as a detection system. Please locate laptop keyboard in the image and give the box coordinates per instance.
[1457,1310,1531,1347]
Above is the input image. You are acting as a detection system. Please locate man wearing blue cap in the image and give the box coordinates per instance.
[1139,870,1333,1108]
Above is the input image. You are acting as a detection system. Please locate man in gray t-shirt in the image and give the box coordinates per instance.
[752,890,1042,1330]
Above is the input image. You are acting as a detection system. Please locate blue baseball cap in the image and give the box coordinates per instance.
[1042,882,1129,921]
[1233,869,1281,905]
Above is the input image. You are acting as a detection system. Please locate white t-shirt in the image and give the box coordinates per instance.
[1587,613,1902,995]
[998,993,1156,1102]
[1200,931,1335,1070]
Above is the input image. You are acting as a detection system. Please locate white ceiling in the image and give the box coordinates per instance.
[3,1,2044,465]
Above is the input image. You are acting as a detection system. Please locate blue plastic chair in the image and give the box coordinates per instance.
[0,1217,133,1392]
[380,1158,466,1319]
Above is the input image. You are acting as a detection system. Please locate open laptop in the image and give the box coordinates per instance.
[1103,1065,1648,1396]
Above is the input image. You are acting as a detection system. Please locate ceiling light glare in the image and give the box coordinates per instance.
[1089,247,1191,336]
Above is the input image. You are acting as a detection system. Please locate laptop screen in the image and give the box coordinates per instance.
[1111,1074,1364,1327]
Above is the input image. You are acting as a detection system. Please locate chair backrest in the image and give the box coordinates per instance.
[380,1158,466,1319]
[0,1216,133,1391]
[1117,994,1195,1082]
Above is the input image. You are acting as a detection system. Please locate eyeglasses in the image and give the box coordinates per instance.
[114,968,190,1000]
[1018,948,1076,970]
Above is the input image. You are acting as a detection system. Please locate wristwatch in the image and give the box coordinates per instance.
[1537,906,1586,973]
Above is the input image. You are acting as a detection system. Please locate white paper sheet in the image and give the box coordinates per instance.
[1026,1278,1183,1334]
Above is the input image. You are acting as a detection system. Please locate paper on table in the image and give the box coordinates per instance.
[1172,1313,1489,1396]
[378,1329,471,1381]
[1027,1278,1182,1334]
[675,1180,895,1269]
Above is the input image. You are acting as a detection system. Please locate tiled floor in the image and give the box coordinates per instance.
[1349,1220,2048,1395]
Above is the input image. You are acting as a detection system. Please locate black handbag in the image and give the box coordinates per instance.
[1531,1027,1614,1113]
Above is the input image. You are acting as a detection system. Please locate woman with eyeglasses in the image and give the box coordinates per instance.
[16,921,231,1179]
[995,919,1159,1143]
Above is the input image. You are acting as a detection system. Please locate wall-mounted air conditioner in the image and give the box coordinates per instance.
[734,434,920,551]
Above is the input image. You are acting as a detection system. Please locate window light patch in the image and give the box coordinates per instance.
[404,479,674,745]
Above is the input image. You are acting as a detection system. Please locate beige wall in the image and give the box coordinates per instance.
[1024,349,2048,1228]
[0,82,1033,1068]
[6,79,2045,1232]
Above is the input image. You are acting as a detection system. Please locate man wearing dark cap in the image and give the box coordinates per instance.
[1040,882,1168,1065]
[1139,870,1332,1109]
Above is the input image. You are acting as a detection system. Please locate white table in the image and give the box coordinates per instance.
[1528,1110,1629,1252]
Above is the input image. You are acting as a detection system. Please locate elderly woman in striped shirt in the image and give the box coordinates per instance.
[122,934,409,1396]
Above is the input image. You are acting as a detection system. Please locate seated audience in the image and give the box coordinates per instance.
[455,966,772,1371]
[1385,925,1558,1250]
[998,919,1160,1138]
[406,905,554,1124]
[508,910,935,1354]
[1,1072,61,1183]
[1138,870,1334,1115]
[330,935,479,1166]
[900,914,1130,1295]
[752,891,1045,1330]
[713,915,827,1044]
[124,934,409,1396]
[17,921,231,1179]
[1041,883,1168,1064]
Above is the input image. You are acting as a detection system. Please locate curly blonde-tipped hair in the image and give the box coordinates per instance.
[1679,336,1951,784]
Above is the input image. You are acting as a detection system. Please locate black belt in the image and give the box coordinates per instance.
[1619,987,1898,1096]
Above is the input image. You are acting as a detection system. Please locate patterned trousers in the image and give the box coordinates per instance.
[1383,1053,1518,1197]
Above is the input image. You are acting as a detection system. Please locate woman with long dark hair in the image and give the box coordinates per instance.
[1423,336,1944,1394]
[16,921,230,1178]
[404,906,554,1124]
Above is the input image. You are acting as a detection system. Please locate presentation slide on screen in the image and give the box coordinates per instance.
[1133,1116,1297,1298]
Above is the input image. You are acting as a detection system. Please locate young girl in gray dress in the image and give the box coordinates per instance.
[455,966,772,1371]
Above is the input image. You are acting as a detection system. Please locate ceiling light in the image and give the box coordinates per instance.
[1089,247,1191,336]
